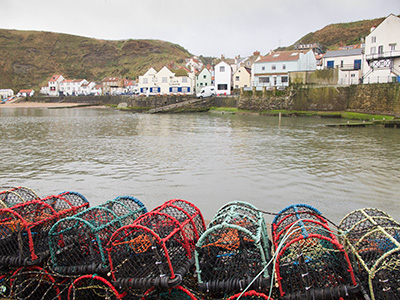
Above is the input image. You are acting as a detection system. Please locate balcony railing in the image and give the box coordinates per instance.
[340,64,361,71]
[366,50,400,61]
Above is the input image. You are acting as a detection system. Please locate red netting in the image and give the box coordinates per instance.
[0,201,59,266]
[225,290,274,300]
[107,199,205,291]
[272,204,359,300]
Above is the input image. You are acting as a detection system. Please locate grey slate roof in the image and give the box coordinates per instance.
[323,48,363,58]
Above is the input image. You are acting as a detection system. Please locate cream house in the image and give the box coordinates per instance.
[363,14,400,84]
[138,66,195,95]
[233,66,251,89]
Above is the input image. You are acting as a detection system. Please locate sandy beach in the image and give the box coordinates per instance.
[0,101,104,108]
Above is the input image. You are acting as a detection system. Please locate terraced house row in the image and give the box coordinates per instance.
[37,14,400,98]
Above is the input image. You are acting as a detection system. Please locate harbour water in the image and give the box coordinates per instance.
[1,107,399,224]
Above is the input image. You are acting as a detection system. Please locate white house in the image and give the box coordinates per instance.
[0,89,14,99]
[138,67,158,95]
[17,89,34,97]
[195,68,212,94]
[214,61,231,95]
[252,50,316,89]
[80,82,97,95]
[363,14,400,84]
[60,79,88,96]
[185,57,203,72]
[45,74,64,96]
[322,48,363,85]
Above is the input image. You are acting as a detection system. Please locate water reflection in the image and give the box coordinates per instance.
[0,107,399,223]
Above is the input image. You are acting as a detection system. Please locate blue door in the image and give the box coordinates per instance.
[354,60,361,70]
[327,61,334,69]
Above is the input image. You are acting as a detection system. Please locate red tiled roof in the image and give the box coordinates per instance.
[50,75,62,82]
[18,89,34,93]
[257,51,303,63]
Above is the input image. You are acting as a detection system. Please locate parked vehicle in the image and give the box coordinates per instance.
[197,86,216,98]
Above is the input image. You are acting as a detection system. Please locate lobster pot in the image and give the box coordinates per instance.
[40,193,89,218]
[49,197,147,275]
[153,199,206,252]
[108,200,205,290]
[195,202,271,294]
[339,208,400,300]
[9,266,67,300]
[225,290,274,300]
[0,186,39,208]
[143,286,198,300]
[99,196,147,225]
[0,201,60,266]
[68,274,125,300]
[272,204,359,300]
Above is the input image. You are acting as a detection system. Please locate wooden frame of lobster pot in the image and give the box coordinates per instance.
[339,208,400,300]
[195,201,272,294]
[272,204,359,300]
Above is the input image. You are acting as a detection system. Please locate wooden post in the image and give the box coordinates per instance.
[279,112,282,128]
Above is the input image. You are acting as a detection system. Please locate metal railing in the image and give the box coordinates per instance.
[366,50,400,60]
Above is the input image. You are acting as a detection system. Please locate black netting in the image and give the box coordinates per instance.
[339,208,400,300]
[272,204,359,300]
[195,201,271,295]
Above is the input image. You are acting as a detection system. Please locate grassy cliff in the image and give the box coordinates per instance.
[0,29,191,91]
[287,16,391,51]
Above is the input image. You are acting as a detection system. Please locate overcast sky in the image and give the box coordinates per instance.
[1,0,399,58]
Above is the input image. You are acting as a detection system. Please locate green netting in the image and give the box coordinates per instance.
[195,201,271,294]
[48,196,147,275]
[339,208,400,300]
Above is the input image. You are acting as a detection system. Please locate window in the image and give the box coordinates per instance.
[182,77,188,83]
[143,78,148,84]
[235,76,240,81]
[370,46,376,54]
[235,85,238,88]
[378,45,383,54]
[203,75,206,79]
[217,84,228,90]
[371,36,376,43]
[340,60,344,68]
[390,43,396,51]
[220,66,225,72]
[282,64,286,70]
[262,66,265,71]
[272,65,276,70]
[259,77,269,83]
[162,77,167,83]
[354,59,361,70]
[281,76,288,83]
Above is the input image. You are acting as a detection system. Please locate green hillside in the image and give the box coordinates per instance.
[286,16,390,51]
[0,29,191,91]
